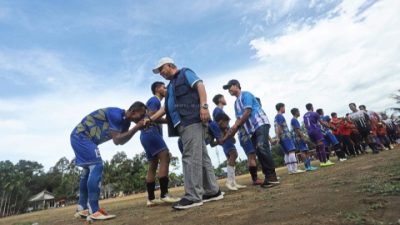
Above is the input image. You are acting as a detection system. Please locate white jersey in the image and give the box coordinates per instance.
[348,110,370,129]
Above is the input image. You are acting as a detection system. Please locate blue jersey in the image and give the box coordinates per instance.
[212,107,225,121]
[146,96,163,135]
[72,107,130,145]
[166,69,201,127]
[205,121,222,145]
[274,114,291,140]
[234,91,270,135]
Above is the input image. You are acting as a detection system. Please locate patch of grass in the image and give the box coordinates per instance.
[344,212,366,225]
[12,222,35,225]
[360,163,400,196]
[369,202,385,210]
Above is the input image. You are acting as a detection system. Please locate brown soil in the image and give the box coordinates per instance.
[2,147,400,225]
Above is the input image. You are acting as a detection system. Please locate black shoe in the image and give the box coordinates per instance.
[172,198,203,210]
[202,190,224,203]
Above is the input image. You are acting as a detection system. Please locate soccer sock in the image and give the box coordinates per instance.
[78,167,89,210]
[227,165,235,184]
[146,181,156,200]
[159,176,169,198]
[289,152,298,171]
[249,166,257,181]
[325,147,330,160]
[87,164,103,214]
[303,157,310,169]
[284,154,291,172]
[317,144,327,163]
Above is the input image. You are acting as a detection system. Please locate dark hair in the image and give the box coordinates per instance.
[275,103,285,111]
[212,94,223,105]
[331,112,337,118]
[128,101,147,112]
[316,108,323,115]
[290,108,299,116]
[359,105,366,110]
[215,113,230,122]
[305,103,313,111]
[349,103,356,107]
[151,81,165,95]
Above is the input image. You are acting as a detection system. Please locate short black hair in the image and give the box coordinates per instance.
[215,113,230,122]
[349,103,356,107]
[305,103,313,111]
[212,94,223,105]
[275,103,285,111]
[290,108,299,116]
[316,108,323,115]
[359,105,366,110]
[331,112,337,117]
[151,81,165,95]
[128,101,147,112]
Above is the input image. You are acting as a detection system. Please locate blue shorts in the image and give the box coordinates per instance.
[70,134,102,167]
[140,126,168,161]
[324,132,339,146]
[239,135,256,155]
[294,138,309,152]
[279,138,296,154]
[222,138,236,158]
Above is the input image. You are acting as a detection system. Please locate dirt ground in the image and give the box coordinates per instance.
[2,147,400,225]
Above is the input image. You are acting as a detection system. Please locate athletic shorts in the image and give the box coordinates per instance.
[70,134,102,167]
[279,138,296,154]
[239,136,256,155]
[308,130,324,144]
[324,132,339,146]
[294,138,309,152]
[140,126,168,161]
[222,138,237,158]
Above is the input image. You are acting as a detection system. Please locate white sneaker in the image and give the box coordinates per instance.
[339,158,347,162]
[161,194,180,203]
[234,182,247,189]
[290,169,305,174]
[147,198,163,207]
[225,182,238,191]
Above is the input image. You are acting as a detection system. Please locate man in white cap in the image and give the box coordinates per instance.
[149,57,223,210]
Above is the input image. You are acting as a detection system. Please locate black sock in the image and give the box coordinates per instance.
[249,166,257,181]
[146,182,156,200]
[159,176,169,198]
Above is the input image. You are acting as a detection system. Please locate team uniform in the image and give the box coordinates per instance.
[212,107,225,121]
[140,96,168,161]
[274,114,296,153]
[71,107,127,219]
[348,110,379,153]
[303,111,333,166]
[290,117,309,152]
[320,116,346,161]
[275,114,303,174]
[234,91,278,184]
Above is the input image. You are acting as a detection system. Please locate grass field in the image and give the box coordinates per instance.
[1,147,400,225]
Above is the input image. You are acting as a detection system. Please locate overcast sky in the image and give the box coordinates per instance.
[1,0,399,171]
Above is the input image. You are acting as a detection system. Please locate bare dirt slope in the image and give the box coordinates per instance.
[2,148,400,225]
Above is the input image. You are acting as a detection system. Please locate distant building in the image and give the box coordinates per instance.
[28,190,55,211]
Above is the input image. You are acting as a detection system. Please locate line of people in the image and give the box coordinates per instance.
[70,57,399,221]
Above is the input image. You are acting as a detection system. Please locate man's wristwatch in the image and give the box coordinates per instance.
[201,103,209,109]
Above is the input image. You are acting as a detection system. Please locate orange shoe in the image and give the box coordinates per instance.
[87,208,116,221]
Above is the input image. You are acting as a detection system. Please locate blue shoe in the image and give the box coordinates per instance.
[306,166,318,171]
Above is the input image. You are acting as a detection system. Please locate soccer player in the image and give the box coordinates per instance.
[141,82,180,206]
[212,94,226,120]
[275,103,305,174]
[303,103,335,167]
[290,108,317,171]
[224,79,279,187]
[348,103,379,154]
[212,94,261,185]
[70,102,146,221]
[316,109,347,161]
